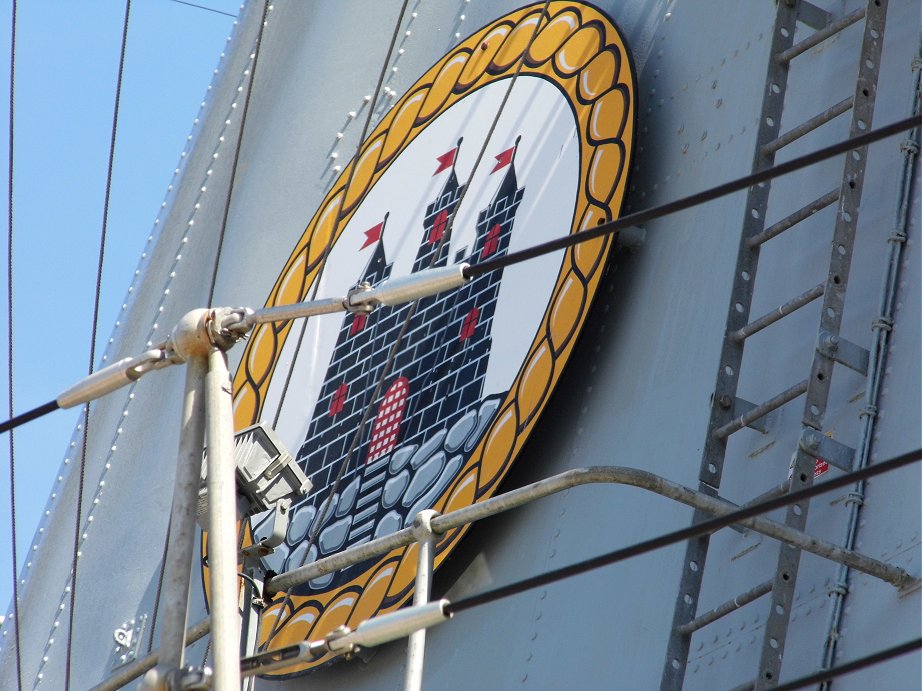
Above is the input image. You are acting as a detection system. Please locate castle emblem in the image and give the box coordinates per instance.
[229,2,635,672]
[255,139,526,594]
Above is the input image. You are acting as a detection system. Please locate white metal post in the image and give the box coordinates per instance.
[205,347,241,691]
[404,510,438,691]
[140,354,208,690]
[160,355,209,666]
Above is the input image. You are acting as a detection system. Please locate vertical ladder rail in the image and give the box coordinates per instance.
[754,1,888,687]
[659,4,801,689]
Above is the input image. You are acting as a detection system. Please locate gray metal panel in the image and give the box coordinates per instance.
[1,0,918,689]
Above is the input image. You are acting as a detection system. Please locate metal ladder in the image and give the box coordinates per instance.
[661,1,889,688]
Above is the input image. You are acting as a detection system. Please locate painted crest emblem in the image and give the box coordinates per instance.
[227,1,635,674]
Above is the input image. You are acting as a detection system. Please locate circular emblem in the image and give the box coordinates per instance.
[228,1,634,674]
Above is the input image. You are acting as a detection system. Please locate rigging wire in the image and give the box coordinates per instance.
[773,637,922,691]
[147,0,266,654]
[165,0,237,19]
[207,0,270,304]
[88,443,922,691]
[269,0,413,432]
[5,0,21,686]
[65,2,132,687]
[0,110,918,441]
[153,3,261,655]
[264,0,555,648]
[0,111,918,439]
[463,111,922,280]
[262,0,414,646]
[441,447,921,616]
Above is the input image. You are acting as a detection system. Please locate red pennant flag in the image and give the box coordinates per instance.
[361,221,384,249]
[433,147,457,175]
[491,146,515,173]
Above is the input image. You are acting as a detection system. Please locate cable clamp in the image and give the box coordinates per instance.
[858,404,878,420]
[899,139,920,155]
[911,56,922,73]
[871,316,893,332]
[845,490,865,507]
[888,230,907,244]
[827,581,849,597]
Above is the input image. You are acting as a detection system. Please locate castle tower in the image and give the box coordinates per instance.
[295,215,393,491]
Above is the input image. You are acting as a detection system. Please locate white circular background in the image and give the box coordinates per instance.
[265,75,579,456]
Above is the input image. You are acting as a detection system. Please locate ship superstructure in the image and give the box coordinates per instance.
[0,1,917,690]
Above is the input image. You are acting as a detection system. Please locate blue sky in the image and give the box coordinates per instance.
[0,0,242,614]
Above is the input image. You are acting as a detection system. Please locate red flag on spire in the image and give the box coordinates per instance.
[361,221,384,249]
[491,146,515,173]
[433,147,457,175]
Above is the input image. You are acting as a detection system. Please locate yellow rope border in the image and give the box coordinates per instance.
[228,2,635,672]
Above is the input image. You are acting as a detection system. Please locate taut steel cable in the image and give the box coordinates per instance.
[5,0,21,686]
[65,2,132,688]
[443,447,921,615]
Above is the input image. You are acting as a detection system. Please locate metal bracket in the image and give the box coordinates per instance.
[733,397,774,434]
[241,498,291,558]
[615,225,646,253]
[110,613,148,669]
[797,1,832,30]
[817,331,870,375]
[799,430,855,472]
[345,281,376,313]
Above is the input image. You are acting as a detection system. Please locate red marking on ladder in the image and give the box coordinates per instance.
[814,458,830,477]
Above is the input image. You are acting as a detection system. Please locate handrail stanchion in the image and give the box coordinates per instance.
[404,511,439,691]
[140,355,208,689]
[205,346,241,691]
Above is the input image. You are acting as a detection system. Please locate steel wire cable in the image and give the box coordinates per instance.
[462,112,922,280]
[262,0,416,645]
[87,444,922,691]
[269,0,412,433]
[441,447,921,616]
[772,636,922,690]
[65,2,132,687]
[5,0,21,687]
[263,0,555,648]
[143,0,250,655]
[166,0,237,19]
[0,112,918,440]
[207,0,266,304]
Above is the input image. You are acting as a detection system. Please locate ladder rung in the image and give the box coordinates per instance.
[714,380,808,440]
[747,189,840,248]
[761,97,854,156]
[731,283,825,341]
[675,580,773,636]
[732,397,773,433]
[741,479,791,510]
[775,7,867,64]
